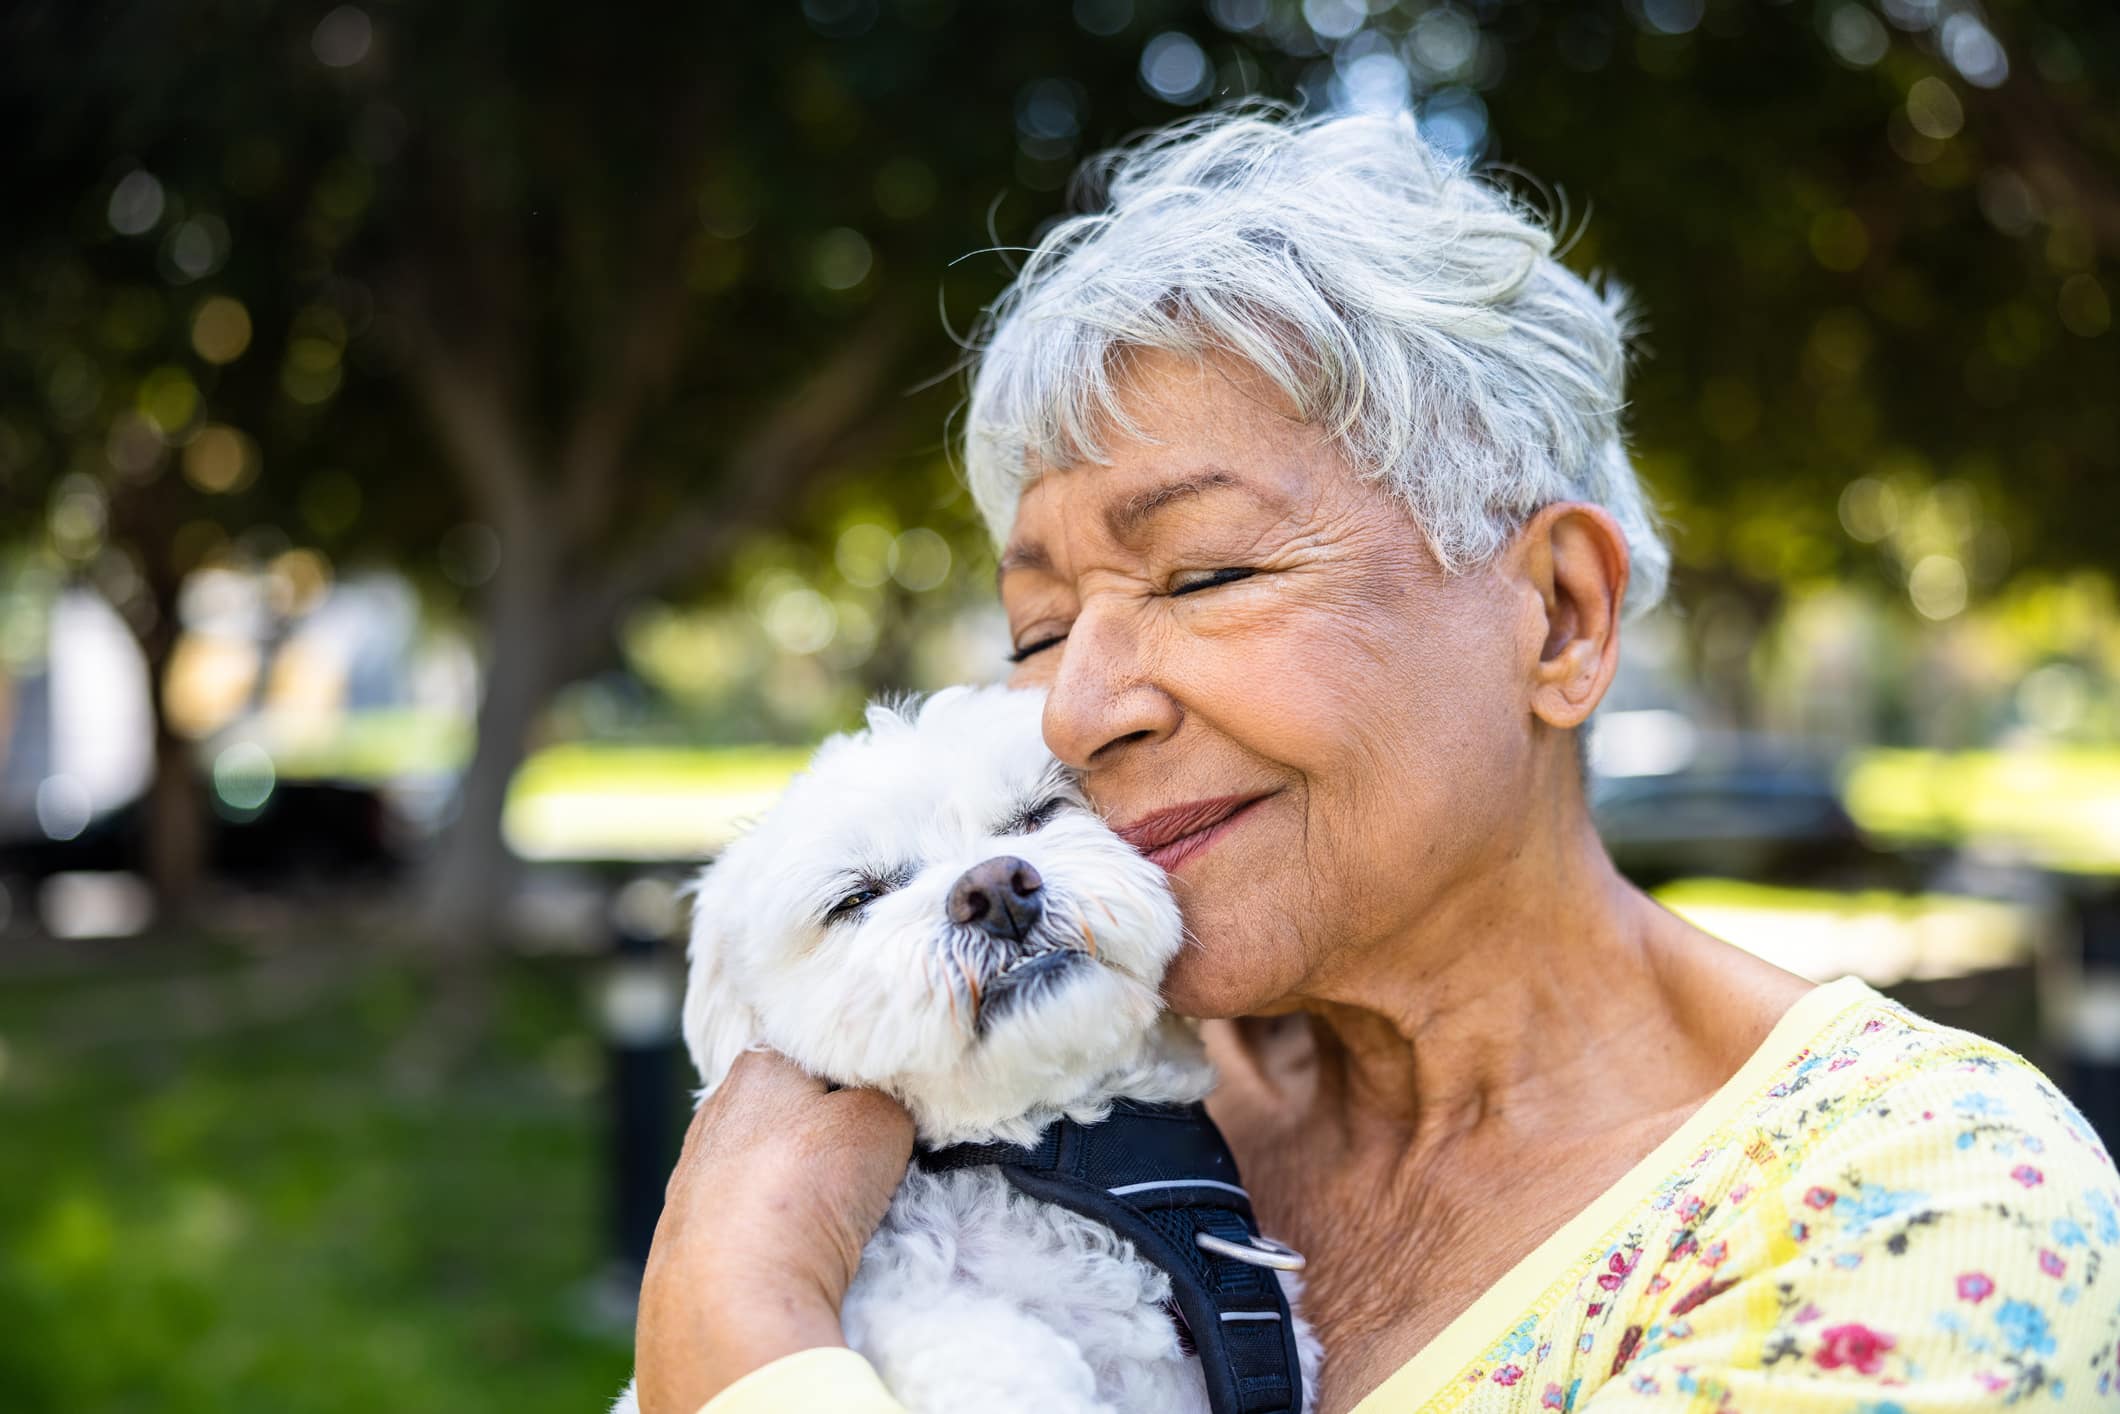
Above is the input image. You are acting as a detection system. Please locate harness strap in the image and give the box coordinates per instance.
[917,1100,1302,1414]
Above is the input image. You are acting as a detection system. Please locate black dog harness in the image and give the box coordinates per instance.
[916,1099,1304,1414]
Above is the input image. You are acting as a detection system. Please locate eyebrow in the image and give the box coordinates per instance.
[996,468,1274,585]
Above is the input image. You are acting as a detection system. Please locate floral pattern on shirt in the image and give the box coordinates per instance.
[1394,982,2120,1413]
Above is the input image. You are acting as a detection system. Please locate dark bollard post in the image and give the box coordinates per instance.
[595,875,688,1307]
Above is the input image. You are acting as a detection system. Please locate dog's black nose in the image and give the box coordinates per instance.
[948,856,1043,940]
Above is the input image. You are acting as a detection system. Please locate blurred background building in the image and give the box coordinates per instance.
[1,0,2115,1408]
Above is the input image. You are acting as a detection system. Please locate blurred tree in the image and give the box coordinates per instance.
[0,0,1226,933]
[2,0,2114,931]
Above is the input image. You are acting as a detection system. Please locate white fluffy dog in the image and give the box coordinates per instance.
[614,685,1318,1413]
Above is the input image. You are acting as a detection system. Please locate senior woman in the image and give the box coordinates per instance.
[631,112,2120,1412]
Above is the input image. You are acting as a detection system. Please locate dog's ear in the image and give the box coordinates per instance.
[678,858,761,1098]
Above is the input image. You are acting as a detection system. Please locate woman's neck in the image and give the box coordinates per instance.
[1288,807,1732,1157]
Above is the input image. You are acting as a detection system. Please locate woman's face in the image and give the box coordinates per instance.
[1000,350,1571,1018]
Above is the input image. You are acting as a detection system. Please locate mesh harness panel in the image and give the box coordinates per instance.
[916,1099,1302,1414]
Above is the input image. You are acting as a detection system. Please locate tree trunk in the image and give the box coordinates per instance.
[417,546,556,945]
[143,708,206,919]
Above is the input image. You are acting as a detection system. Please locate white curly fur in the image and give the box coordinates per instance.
[612,685,1318,1413]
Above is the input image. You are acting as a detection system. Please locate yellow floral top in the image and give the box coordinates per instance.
[695,975,2120,1413]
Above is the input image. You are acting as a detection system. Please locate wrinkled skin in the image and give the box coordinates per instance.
[634,349,1815,1413]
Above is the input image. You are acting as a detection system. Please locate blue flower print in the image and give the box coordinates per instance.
[2084,1187,2120,1244]
[1996,1299,2057,1357]
[2051,1216,2088,1249]
[1840,1183,1930,1234]
[1954,1091,2011,1119]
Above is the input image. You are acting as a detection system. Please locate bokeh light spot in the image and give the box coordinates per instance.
[138,366,201,438]
[312,6,373,67]
[213,742,277,814]
[2059,276,2110,338]
[1838,477,1900,543]
[1302,0,1365,41]
[107,170,165,236]
[182,424,259,494]
[1140,32,1211,104]
[812,228,874,291]
[1809,210,1870,271]
[1074,0,1132,38]
[1905,77,1963,140]
[1824,5,1888,67]
[889,527,952,592]
[191,296,253,364]
[835,522,894,588]
[1909,553,1968,619]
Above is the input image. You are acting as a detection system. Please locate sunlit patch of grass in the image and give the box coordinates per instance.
[1653,876,2042,986]
[0,942,636,1413]
[1842,746,2120,875]
[503,743,811,861]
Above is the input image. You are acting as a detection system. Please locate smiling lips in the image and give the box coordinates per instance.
[1116,793,1268,873]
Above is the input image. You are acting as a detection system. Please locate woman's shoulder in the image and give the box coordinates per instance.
[1745,979,2117,1200]
[1604,982,2120,1406]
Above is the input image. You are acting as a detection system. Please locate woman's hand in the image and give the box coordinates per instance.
[633,1048,914,1414]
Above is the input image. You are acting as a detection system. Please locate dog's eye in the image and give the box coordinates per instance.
[825,887,882,924]
[1007,798,1071,834]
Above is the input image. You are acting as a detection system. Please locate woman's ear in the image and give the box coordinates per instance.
[678,860,762,1098]
[1515,500,1628,732]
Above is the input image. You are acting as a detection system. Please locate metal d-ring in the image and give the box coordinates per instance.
[1196,1230,1308,1271]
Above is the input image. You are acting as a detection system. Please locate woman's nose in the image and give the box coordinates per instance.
[1038,600,1180,770]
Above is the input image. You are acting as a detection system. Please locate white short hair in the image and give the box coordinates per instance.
[961,106,1670,618]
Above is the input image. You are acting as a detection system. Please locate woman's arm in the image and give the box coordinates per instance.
[632,1048,915,1414]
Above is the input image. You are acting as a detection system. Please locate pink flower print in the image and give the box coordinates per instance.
[1611,1324,1645,1376]
[1815,1322,1897,1375]
[1597,1249,1637,1290]
[1701,1239,1730,1268]
[1679,1194,1706,1222]
[1977,1371,2009,1393]
[1670,1275,1739,1316]
[1922,1110,1934,1120]
[2013,1164,2045,1188]
[1648,1274,1670,1294]
[1863,1017,1884,1033]
[1493,1365,1524,1386]
[1542,1383,1566,1409]
[1731,1184,1750,1203]
[1587,1302,1604,1317]
[1957,1271,1995,1303]
[1795,1302,1822,1324]
[2040,1248,2066,1278]
[1804,1186,1837,1210]
[1830,1054,1856,1070]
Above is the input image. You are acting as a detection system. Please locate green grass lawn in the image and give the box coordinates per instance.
[0,934,641,1413]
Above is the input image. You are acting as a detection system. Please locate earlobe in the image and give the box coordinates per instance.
[1525,503,1628,731]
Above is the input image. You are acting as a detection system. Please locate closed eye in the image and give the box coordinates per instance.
[1004,797,1072,834]
[1169,567,1256,595]
[1007,631,1067,664]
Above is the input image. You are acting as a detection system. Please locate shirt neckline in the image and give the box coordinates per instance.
[1348,973,1877,1412]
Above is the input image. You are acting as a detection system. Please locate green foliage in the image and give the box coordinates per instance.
[0,944,632,1412]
